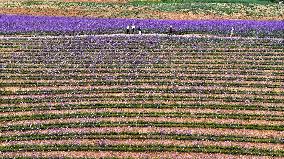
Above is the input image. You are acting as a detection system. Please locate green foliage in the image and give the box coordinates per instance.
[1,111,283,122]
[1,144,284,156]
[1,121,284,132]
[130,0,272,4]
[1,131,282,144]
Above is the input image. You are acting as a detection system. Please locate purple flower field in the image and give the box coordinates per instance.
[0,14,283,37]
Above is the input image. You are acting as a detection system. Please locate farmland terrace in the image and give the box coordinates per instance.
[1,34,284,158]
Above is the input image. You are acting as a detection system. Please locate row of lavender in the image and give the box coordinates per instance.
[0,14,283,37]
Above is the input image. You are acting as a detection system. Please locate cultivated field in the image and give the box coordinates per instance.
[1,34,284,158]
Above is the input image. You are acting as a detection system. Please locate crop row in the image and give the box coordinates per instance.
[2,144,284,156]
[2,66,283,75]
[3,47,283,53]
[2,55,284,63]
[3,63,284,69]
[2,69,284,76]
[3,50,284,56]
[2,103,283,113]
[2,39,281,48]
[1,131,283,144]
[2,111,283,122]
[1,38,282,48]
[2,49,284,54]
[2,64,283,70]
[2,87,283,97]
[2,121,284,132]
[2,79,282,88]
[3,54,284,62]
[2,73,283,82]
[1,93,283,104]
[2,60,284,67]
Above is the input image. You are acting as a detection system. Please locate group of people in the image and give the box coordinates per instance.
[126,25,174,35]
[126,25,142,34]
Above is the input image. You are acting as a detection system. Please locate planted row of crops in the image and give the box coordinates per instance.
[1,33,284,158]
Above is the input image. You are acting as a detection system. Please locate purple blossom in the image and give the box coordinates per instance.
[0,14,283,37]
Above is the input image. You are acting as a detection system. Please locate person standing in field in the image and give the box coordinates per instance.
[169,25,173,35]
[230,27,234,37]
[131,25,135,34]
[126,25,130,34]
[138,26,142,35]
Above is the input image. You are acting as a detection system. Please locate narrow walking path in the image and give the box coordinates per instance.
[0,33,283,41]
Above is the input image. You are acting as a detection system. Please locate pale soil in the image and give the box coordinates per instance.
[3,126,284,139]
[1,84,283,98]
[1,76,282,86]
[2,151,277,159]
[2,107,283,118]
[4,116,283,127]
[2,138,284,151]
[2,90,283,107]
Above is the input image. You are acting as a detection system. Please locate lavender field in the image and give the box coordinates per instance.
[1,15,284,158]
[1,15,284,37]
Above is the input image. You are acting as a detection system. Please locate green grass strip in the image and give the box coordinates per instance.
[1,144,284,156]
[1,121,283,132]
[1,94,283,104]
[1,103,283,112]
[1,131,282,144]
[1,111,283,122]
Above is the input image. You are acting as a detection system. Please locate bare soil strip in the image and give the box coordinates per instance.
[2,84,283,95]
[4,116,283,128]
[1,99,283,109]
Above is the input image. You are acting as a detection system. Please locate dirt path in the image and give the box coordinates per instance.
[1,33,283,41]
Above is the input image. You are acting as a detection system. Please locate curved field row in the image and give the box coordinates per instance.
[2,130,283,145]
[2,107,284,118]
[1,78,282,90]
[2,92,283,107]
[1,151,277,159]
[2,138,284,151]
[2,100,283,112]
[4,126,284,139]
[1,144,283,157]
[1,85,284,97]
[2,119,284,132]
[1,112,282,126]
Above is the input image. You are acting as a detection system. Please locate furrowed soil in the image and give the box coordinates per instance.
[1,34,284,158]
